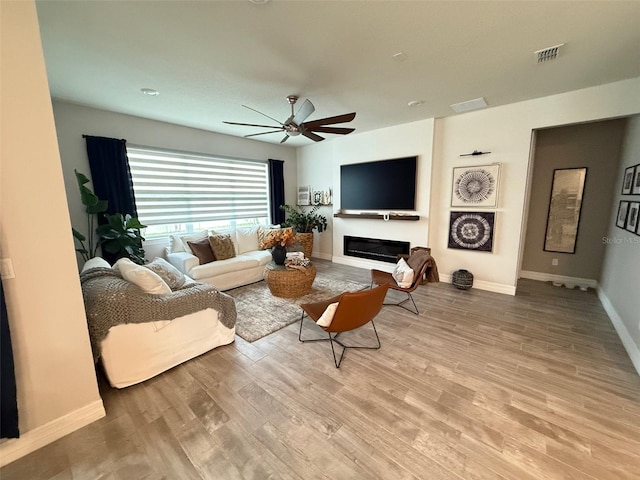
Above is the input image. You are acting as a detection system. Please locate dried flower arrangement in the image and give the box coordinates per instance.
[261,228,296,249]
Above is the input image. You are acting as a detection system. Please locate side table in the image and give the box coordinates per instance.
[264,262,317,298]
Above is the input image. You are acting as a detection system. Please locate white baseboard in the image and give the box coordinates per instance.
[439,274,516,296]
[0,400,105,467]
[332,255,393,272]
[520,270,598,289]
[332,256,516,295]
[597,288,640,376]
[312,251,333,261]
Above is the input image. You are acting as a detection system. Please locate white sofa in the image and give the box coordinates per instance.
[165,226,278,291]
[80,257,236,388]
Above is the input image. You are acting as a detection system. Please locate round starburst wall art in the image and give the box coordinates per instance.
[451,164,501,207]
[448,211,495,252]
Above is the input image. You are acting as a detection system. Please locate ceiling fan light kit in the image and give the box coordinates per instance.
[224,95,356,143]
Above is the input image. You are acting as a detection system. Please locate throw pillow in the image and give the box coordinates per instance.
[144,257,186,290]
[236,226,260,254]
[208,234,235,260]
[316,302,339,328]
[169,234,186,253]
[187,239,216,265]
[115,258,171,295]
[392,257,414,288]
[179,230,209,255]
[81,257,111,273]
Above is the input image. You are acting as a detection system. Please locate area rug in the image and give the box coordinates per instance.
[226,273,368,342]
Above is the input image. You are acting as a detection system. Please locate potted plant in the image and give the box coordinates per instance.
[96,213,147,265]
[72,170,147,265]
[72,170,108,262]
[280,204,328,259]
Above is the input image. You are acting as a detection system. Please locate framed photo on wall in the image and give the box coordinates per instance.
[626,202,639,234]
[632,165,640,195]
[448,211,495,252]
[451,164,500,207]
[622,165,635,195]
[616,200,629,229]
[544,167,587,254]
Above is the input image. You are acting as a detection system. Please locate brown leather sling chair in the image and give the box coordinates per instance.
[370,250,433,315]
[298,283,389,368]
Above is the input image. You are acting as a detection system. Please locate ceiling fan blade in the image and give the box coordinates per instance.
[292,99,315,125]
[242,104,284,125]
[280,135,289,144]
[243,129,284,138]
[302,131,325,142]
[224,121,282,129]
[308,126,355,135]
[303,112,356,128]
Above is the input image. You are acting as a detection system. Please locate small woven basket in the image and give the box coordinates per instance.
[452,269,473,290]
[296,233,313,259]
[264,264,317,298]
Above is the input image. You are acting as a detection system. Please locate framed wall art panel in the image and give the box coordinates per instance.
[451,164,500,207]
[622,165,635,195]
[616,200,629,229]
[632,165,640,195]
[626,202,639,234]
[543,167,587,254]
[448,211,495,252]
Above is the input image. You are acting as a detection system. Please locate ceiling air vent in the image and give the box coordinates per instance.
[535,43,564,63]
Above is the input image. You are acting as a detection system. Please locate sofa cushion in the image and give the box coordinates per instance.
[187,239,216,265]
[115,258,171,295]
[188,255,259,280]
[209,234,235,260]
[241,249,273,266]
[144,257,186,290]
[176,230,209,255]
[235,226,260,254]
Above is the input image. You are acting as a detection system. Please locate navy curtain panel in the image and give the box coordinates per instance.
[83,135,138,220]
[1,281,19,439]
[268,159,285,225]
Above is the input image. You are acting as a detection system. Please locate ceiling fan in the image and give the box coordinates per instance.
[223,95,356,144]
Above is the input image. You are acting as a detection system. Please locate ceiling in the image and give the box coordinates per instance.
[35,1,640,147]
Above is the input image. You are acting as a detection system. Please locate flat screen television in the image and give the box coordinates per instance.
[340,156,417,210]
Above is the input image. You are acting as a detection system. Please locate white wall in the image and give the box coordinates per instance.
[599,115,640,373]
[52,101,298,265]
[0,1,104,466]
[431,77,640,294]
[296,119,435,269]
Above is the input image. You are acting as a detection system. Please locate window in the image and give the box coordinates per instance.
[127,146,270,237]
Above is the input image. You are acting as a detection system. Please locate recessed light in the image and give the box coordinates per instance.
[140,88,159,96]
[392,52,407,62]
[249,0,270,4]
[408,100,425,107]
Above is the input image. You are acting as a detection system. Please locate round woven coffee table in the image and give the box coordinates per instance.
[264,262,317,298]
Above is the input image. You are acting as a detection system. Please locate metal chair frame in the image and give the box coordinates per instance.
[298,315,380,368]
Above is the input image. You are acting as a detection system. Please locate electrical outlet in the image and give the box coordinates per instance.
[551,258,558,266]
[1,258,15,279]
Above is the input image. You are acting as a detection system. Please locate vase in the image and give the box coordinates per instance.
[452,269,473,290]
[271,245,287,265]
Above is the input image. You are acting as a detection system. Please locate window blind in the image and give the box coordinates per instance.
[127,146,269,226]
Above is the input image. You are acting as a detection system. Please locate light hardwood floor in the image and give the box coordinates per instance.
[2,260,639,479]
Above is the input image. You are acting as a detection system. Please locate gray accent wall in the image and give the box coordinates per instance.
[522,119,627,280]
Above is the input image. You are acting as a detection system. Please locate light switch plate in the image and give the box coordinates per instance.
[1,258,15,279]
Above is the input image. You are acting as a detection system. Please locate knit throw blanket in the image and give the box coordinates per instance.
[80,267,236,362]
